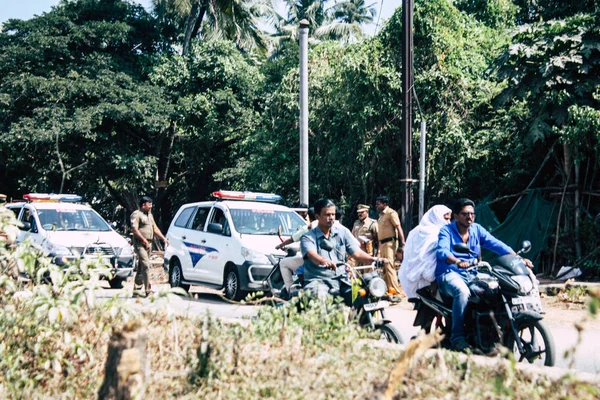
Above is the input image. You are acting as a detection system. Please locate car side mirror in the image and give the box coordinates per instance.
[207,222,223,234]
[20,221,31,231]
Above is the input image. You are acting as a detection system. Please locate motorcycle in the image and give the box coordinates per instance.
[265,243,403,344]
[412,241,556,366]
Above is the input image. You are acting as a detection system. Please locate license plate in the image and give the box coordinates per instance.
[512,295,540,306]
[363,300,389,312]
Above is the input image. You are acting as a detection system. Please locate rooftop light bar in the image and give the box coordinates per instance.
[212,190,282,202]
[23,193,82,202]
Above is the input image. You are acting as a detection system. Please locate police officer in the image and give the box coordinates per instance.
[376,196,405,301]
[351,204,378,261]
[131,196,169,297]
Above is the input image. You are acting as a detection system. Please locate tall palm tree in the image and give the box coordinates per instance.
[316,0,376,43]
[151,0,271,54]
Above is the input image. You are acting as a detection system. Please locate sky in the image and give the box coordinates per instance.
[0,0,400,36]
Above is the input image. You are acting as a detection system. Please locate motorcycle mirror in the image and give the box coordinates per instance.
[320,238,334,252]
[453,242,477,255]
[518,240,532,255]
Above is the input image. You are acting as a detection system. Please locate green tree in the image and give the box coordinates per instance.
[316,0,377,43]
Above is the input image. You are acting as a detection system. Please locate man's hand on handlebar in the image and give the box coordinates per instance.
[322,260,337,270]
[456,261,470,269]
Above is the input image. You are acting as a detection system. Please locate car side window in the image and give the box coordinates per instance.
[191,207,210,231]
[174,206,196,228]
[7,206,22,219]
[208,208,229,236]
[20,208,38,233]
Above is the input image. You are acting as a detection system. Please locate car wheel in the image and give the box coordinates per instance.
[169,259,190,293]
[224,266,246,301]
[108,276,125,289]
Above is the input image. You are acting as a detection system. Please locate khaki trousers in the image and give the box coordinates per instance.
[134,245,151,292]
[379,240,402,294]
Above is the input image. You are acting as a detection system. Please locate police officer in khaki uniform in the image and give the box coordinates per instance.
[351,204,378,263]
[376,196,405,300]
[131,196,169,297]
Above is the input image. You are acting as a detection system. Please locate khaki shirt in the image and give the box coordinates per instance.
[351,217,378,243]
[377,206,401,241]
[131,210,156,243]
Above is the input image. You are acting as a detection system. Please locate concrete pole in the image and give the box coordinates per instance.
[299,20,309,206]
[419,120,426,220]
[401,0,414,231]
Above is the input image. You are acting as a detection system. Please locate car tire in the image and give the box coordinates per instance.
[224,266,246,301]
[108,276,125,289]
[169,259,190,293]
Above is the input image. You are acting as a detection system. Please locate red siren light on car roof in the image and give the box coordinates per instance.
[212,190,282,202]
[23,193,82,202]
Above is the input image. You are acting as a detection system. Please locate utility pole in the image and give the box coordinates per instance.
[299,20,309,206]
[401,0,414,231]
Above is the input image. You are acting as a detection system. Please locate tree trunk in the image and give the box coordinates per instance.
[98,322,147,400]
[182,0,207,56]
[574,160,582,259]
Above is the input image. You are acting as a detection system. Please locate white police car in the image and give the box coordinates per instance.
[6,193,135,288]
[163,191,306,300]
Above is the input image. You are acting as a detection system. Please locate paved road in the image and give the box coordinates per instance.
[94,283,600,375]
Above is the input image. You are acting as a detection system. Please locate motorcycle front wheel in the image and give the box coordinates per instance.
[377,323,403,344]
[505,319,556,367]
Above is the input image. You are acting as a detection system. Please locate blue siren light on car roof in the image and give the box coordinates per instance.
[212,190,282,202]
[23,193,82,202]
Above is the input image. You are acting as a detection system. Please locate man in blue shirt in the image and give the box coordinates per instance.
[301,198,388,302]
[436,198,533,352]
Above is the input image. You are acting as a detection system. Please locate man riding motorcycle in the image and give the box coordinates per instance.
[300,198,389,303]
[436,198,533,352]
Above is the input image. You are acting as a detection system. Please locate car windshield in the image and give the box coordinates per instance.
[37,208,111,232]
[229,209,305,235]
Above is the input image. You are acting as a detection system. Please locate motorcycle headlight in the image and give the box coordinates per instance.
[241,247,270,264]
[47,243,73,256]
[511,275,534,295]
[368,277,388,298]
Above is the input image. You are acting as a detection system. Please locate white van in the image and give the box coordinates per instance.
[6,194,135,288]
[163,191,306,300]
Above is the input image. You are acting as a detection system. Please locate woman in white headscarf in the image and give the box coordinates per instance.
[399,205,451,299]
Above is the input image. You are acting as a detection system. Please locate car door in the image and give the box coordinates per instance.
[166,205,196,273]
[180,206,214,281]
[197,205,232,285]
[16,206,44,248]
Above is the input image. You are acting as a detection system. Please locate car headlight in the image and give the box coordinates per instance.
[47,243,73,256]
[511,275,534,295]
[119,245,134,257]
[368,277,388,298]
[241,247,270,264]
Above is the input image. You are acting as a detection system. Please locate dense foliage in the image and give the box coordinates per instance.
[0,0,598,272]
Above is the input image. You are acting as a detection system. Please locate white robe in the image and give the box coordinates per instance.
[398,205,451,299]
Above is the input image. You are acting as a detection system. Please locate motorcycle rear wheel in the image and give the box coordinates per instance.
[378,323,403,344]
[505,319,556,367]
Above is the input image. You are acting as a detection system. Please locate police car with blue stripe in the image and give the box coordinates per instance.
[163,191,306,300]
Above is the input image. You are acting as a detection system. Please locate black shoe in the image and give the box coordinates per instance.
[132,290,147,298]
[452,338,471,352]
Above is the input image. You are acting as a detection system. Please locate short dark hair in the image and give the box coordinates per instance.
[139,196,153,207]
[452,198,475,215]
[314,198,335,215]
[308,207,315,220]
[298,203,308,209]
[376,196,389,205]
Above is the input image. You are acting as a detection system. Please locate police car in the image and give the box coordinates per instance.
[6,193,135,288]
[163,191,306,300]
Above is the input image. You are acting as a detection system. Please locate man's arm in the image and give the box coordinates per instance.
[153,224,169,246]
[391,211,406,248]
[437,226,462,265]
[478,225,533,268]
[300,233,336,269]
